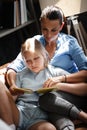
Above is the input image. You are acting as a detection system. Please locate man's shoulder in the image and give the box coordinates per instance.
[58,33,78,47]
[59,32,76,40]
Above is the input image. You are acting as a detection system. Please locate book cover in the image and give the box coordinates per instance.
[15,0,21,27]
[20,0,27,24]
[13,87,58,94]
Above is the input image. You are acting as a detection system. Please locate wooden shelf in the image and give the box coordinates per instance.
[0,20,36,38]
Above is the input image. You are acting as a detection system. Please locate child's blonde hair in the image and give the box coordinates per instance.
[21,38,49,67]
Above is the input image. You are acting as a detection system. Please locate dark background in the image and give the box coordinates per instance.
[0,0,87,66]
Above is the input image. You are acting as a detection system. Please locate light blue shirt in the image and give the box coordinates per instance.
[7,33,87,73]
[16,65,69,103]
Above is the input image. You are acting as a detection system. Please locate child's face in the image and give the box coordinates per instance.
[23,51,45,73]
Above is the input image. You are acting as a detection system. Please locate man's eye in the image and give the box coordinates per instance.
[42,28,47,31]
[52,29,58,32]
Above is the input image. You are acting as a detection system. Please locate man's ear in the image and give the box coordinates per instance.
[59,22,65,31]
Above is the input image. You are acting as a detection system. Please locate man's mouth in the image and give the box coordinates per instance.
[50,35,58,42]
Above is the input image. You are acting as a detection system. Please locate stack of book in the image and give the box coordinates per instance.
[14,0,32,27]
[0,0,32,29]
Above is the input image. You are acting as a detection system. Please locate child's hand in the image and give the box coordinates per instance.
[9,85,24,96]
[43,77,62,88]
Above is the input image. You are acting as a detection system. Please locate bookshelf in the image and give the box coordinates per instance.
[0,0,41,65]
[0,20,36,38]
[0,0,40,37]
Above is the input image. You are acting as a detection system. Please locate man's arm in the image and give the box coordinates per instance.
[56,82,87,96]
[65,70,87,83]
[43,69,87,96]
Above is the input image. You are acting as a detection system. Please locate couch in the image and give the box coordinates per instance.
[0,63,87,130]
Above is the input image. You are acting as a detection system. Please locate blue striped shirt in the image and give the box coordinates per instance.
[7,33,87,73]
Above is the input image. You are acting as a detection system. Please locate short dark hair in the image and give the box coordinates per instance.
[40,5,65,25]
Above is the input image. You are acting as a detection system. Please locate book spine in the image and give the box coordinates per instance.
[20,0,27,24]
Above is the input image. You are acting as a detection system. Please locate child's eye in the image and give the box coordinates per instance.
[34,57,39,60]
[26,60,31,63]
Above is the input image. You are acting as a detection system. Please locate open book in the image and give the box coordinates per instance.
[13,87,58,94]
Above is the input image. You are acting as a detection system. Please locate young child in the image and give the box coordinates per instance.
[1,38,87,130]
[17,38,87,130]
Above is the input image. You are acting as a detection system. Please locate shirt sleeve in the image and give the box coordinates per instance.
[69,36,87,70]
[15,72,21,88]
[7,53,25,72]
